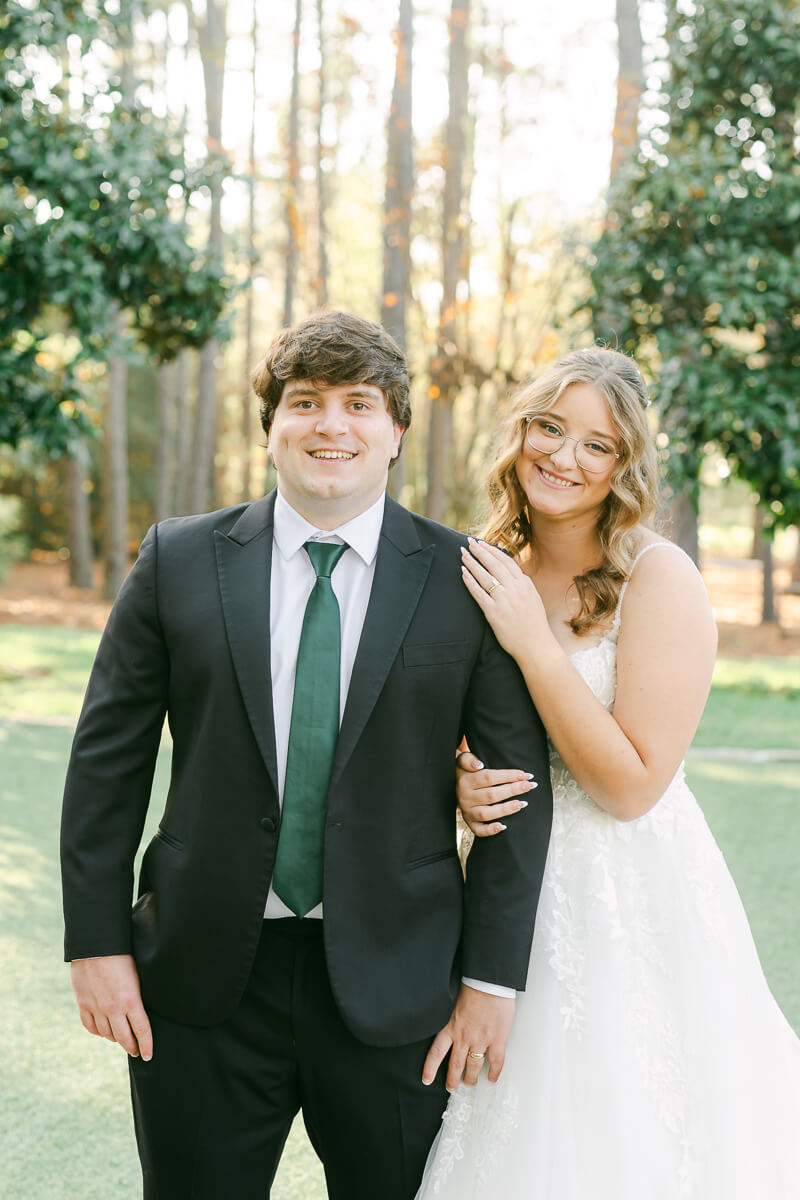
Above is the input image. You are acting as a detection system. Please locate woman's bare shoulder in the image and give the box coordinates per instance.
[624,530,714,632]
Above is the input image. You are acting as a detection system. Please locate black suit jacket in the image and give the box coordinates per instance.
[61,492,552,1046]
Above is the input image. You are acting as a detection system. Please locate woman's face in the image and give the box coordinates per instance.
[514,383,621,522]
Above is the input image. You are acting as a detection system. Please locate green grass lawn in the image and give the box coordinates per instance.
[0,625,798,1197]
[0,719,326,1200]
[695,656,800,750]
[0,626,102,720]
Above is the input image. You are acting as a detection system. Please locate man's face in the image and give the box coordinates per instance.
[267,380,405,529]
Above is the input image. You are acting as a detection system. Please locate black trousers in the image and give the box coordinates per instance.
[129,919,450,1199]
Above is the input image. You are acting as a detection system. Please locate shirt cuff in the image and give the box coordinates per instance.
[461,976,516,999]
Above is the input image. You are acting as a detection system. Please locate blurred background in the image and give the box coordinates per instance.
[1,0,799,608]
[1,1,798,1196]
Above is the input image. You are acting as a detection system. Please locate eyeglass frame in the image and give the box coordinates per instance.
[524,416,621,474]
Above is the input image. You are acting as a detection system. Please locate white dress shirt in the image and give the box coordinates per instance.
[263,490,515,999]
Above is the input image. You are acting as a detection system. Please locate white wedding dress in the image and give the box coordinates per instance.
[417,544,800,1199]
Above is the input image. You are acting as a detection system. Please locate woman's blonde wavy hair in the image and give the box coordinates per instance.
[481,347,660,636]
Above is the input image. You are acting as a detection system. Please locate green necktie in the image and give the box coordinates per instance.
[273,540,348,917]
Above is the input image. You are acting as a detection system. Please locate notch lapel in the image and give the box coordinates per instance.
[331,498,434,788]
[214,493,279,794]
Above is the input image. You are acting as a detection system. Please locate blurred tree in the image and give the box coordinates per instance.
[0,0,230,596]
[381,0,414,353]
[284,0,303,329]
[583,0,800,595]
[65,436,94,588]
[0,0,230,447]
[103,0,135,600]
[238,0,260,503]
[382,0,414,501]
[610,0,643,180]
[314,0,330,309]
[188,0,229,513]
[427,0,471,522]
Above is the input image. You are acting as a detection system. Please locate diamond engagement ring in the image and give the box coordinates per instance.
[485,578,499,595]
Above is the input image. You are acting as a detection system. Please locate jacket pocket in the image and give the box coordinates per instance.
[402,641,467,668]
[407,847,458,871]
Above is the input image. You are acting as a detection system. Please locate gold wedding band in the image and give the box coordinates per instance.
[468,1050,486,1059]
[485,579,499,595]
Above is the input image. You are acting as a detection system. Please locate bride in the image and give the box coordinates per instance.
[416,348,800,1198]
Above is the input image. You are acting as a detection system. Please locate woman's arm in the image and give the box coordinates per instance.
[461,539,717,822]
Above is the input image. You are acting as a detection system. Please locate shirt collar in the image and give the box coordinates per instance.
[273,490,385,567]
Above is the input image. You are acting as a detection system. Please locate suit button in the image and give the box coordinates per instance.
[260,817,276,833]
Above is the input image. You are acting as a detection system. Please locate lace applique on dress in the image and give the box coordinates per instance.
[429,1081,522,1194]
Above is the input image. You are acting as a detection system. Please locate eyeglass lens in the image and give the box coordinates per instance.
[525,418,617,473]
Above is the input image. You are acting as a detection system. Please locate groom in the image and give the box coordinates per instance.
[61,309,552,1198]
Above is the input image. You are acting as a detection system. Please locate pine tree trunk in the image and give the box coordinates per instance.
[65,437,94,589]
[284,0,302,326]
[382,0,413,350]
[314,0,329,309]
[103,311,130,600]
[174,350,192,514]
[192,340,219,513]
[240,0,259,502]
[190,0,227,513]
[155,361,175,521]
[382,0,414,502]
[665,491,699,565]
[753,506,778,624]
[427,0,470,523]
[610,0,643,179]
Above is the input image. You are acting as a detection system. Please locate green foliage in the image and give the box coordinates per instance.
[583,0,800,527]
[0,0,232,453]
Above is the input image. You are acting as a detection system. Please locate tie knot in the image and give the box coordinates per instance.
[305,540,347,580]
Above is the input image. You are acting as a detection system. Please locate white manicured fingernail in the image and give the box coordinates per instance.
[518,801,528,808]
[474,760,484,769]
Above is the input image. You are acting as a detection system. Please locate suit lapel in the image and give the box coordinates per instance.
[214,493,279,794]
[331,497,434,788]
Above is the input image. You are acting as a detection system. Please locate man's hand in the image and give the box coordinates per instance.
[69,954,153,1060]
[422,984,515,1091]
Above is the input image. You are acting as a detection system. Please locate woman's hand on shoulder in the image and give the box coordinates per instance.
[456,750,538,837]
[460,538,550,661]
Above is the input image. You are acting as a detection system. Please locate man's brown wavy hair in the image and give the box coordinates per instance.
[251,310,411,458]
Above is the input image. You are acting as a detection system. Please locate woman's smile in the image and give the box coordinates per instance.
[535,464,580,489]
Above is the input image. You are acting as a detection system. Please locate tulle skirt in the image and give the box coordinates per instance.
[417,771,800,1199]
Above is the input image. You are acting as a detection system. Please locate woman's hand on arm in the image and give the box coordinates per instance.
[457,750,538,837]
